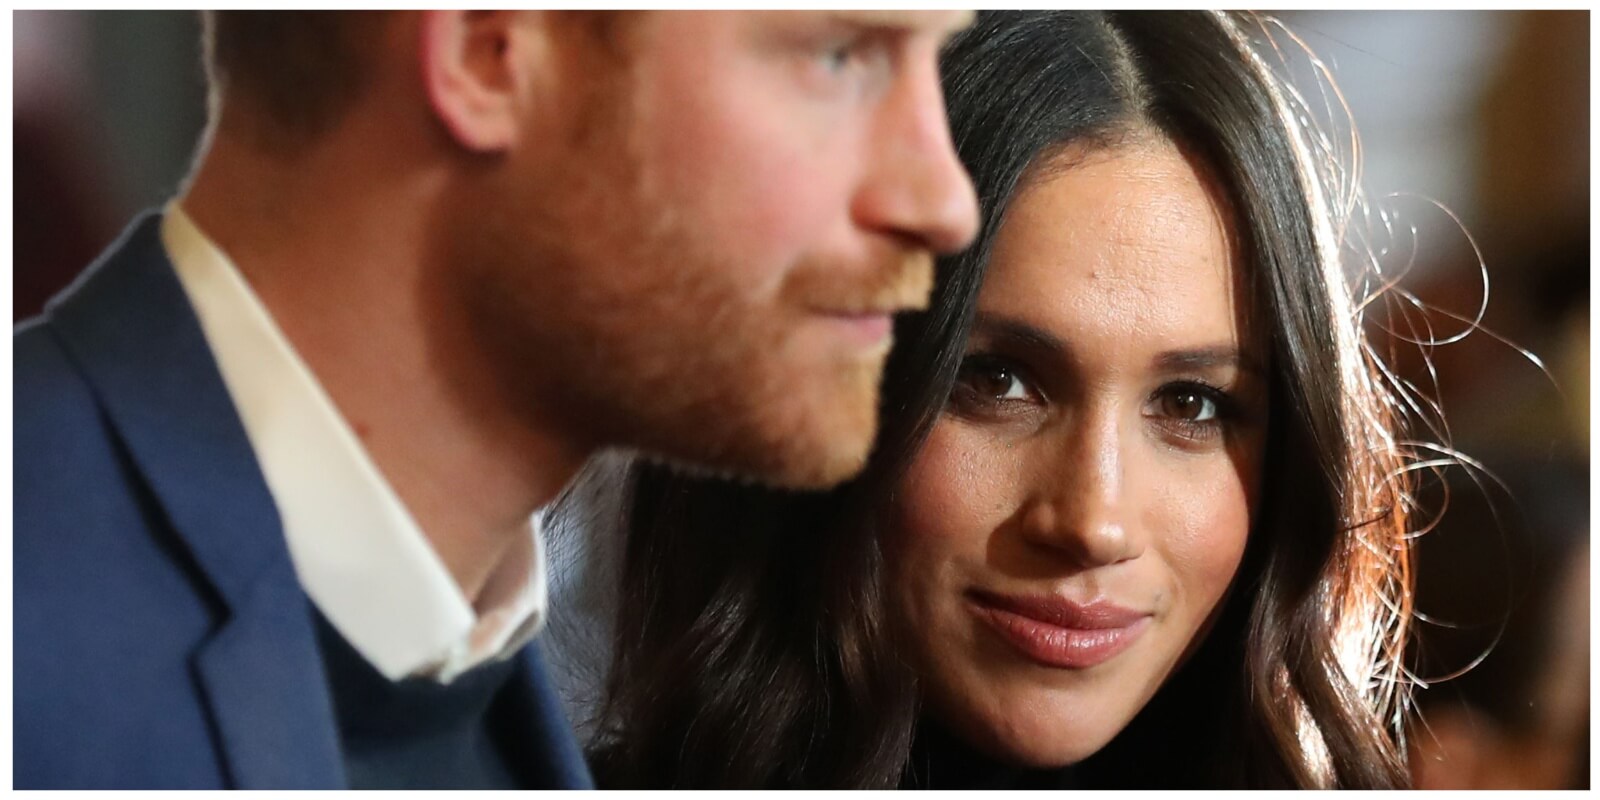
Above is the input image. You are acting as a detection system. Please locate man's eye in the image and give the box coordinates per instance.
[819,40,858,71]
[818,33,885,76]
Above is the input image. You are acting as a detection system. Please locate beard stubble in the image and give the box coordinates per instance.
[449,47,935,490]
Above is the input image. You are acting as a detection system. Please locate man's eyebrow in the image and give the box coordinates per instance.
[1154,346,1265,377]
[826,10,975,37]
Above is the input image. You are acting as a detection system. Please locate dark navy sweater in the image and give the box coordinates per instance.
[313,613,529,789]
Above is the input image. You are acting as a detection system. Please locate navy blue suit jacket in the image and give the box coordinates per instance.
[14,214,594,789]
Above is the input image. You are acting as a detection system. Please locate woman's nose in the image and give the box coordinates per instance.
[1019,411,1143,568]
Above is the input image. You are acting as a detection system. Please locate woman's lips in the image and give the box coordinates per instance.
[967,589,1151,669]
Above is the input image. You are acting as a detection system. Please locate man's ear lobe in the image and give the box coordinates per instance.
[419,10,545,153]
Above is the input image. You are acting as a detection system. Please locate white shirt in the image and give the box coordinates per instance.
[162,204,546,684]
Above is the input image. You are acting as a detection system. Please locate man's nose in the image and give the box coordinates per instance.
[853,56,980,255]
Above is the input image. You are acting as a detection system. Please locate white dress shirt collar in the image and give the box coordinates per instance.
[162,203,546,684]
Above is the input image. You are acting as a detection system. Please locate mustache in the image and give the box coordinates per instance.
[784,246,937,316]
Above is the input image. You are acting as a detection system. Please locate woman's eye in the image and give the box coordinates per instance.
[1147,381,1241,447]
[951,355,1042,412]
[964,363,1025,400]
[1157,388,1219,422]
[972,365,1026,400]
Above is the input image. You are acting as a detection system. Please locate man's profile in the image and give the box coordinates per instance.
[14,11,977,789]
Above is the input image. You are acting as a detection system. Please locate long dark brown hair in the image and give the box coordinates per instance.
[589,11,1414,788]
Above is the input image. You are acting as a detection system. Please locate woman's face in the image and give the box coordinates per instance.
[885,135,1268,767]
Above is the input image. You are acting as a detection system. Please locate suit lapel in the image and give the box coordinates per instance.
[191,578,346,788]
[49,214,345,788]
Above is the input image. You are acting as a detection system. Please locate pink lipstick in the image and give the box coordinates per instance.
[968,590,1150,669]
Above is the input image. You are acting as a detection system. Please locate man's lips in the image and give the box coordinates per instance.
[967,589,1151,669]
[811,309,895,349]
[819,307,896,339]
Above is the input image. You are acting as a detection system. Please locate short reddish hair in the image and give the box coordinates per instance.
[201,11,391,147]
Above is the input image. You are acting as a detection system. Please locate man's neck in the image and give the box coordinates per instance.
[181,130,587,602]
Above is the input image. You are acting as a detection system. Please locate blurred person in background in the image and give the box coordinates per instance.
[1401,13,1589,788]
[14,10,978,790]
[1409,457,1589,789]
[13,11,118,320]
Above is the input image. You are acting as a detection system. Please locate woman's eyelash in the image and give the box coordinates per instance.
[948,355,1250,444]
[959,354,1035,393]
[1160,380,1234,413]
[948,352,1046,415]
[1148,380,1245,444]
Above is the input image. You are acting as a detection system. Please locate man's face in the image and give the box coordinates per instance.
[449,11,979,488]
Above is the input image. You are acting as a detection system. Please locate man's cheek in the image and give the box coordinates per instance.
[680,96,860,247]
[703,144,846,256]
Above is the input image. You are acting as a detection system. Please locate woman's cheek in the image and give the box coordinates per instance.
[1154,461,1254,604]
[892,418,1021,557]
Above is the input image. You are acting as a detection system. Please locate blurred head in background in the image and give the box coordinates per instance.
[1409,456,1589,789]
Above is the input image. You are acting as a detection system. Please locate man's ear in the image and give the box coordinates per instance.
[418,10,547,153]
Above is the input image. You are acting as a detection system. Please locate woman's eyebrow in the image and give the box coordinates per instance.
[1154,346,1265,377]
[973,313,1266,378]
[970,313,1070,363]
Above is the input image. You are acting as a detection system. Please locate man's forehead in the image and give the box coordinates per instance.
[824,9,975,36]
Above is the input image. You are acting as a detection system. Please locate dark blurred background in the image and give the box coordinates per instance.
[12,10,1590,789]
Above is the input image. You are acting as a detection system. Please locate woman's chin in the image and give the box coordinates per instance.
[966,705,1125,770]
[993,737,1104,770]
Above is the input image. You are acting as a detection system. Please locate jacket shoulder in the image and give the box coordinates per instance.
[13,317,226,788]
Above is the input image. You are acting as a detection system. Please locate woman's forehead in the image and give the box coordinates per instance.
[979,138,1256,357]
